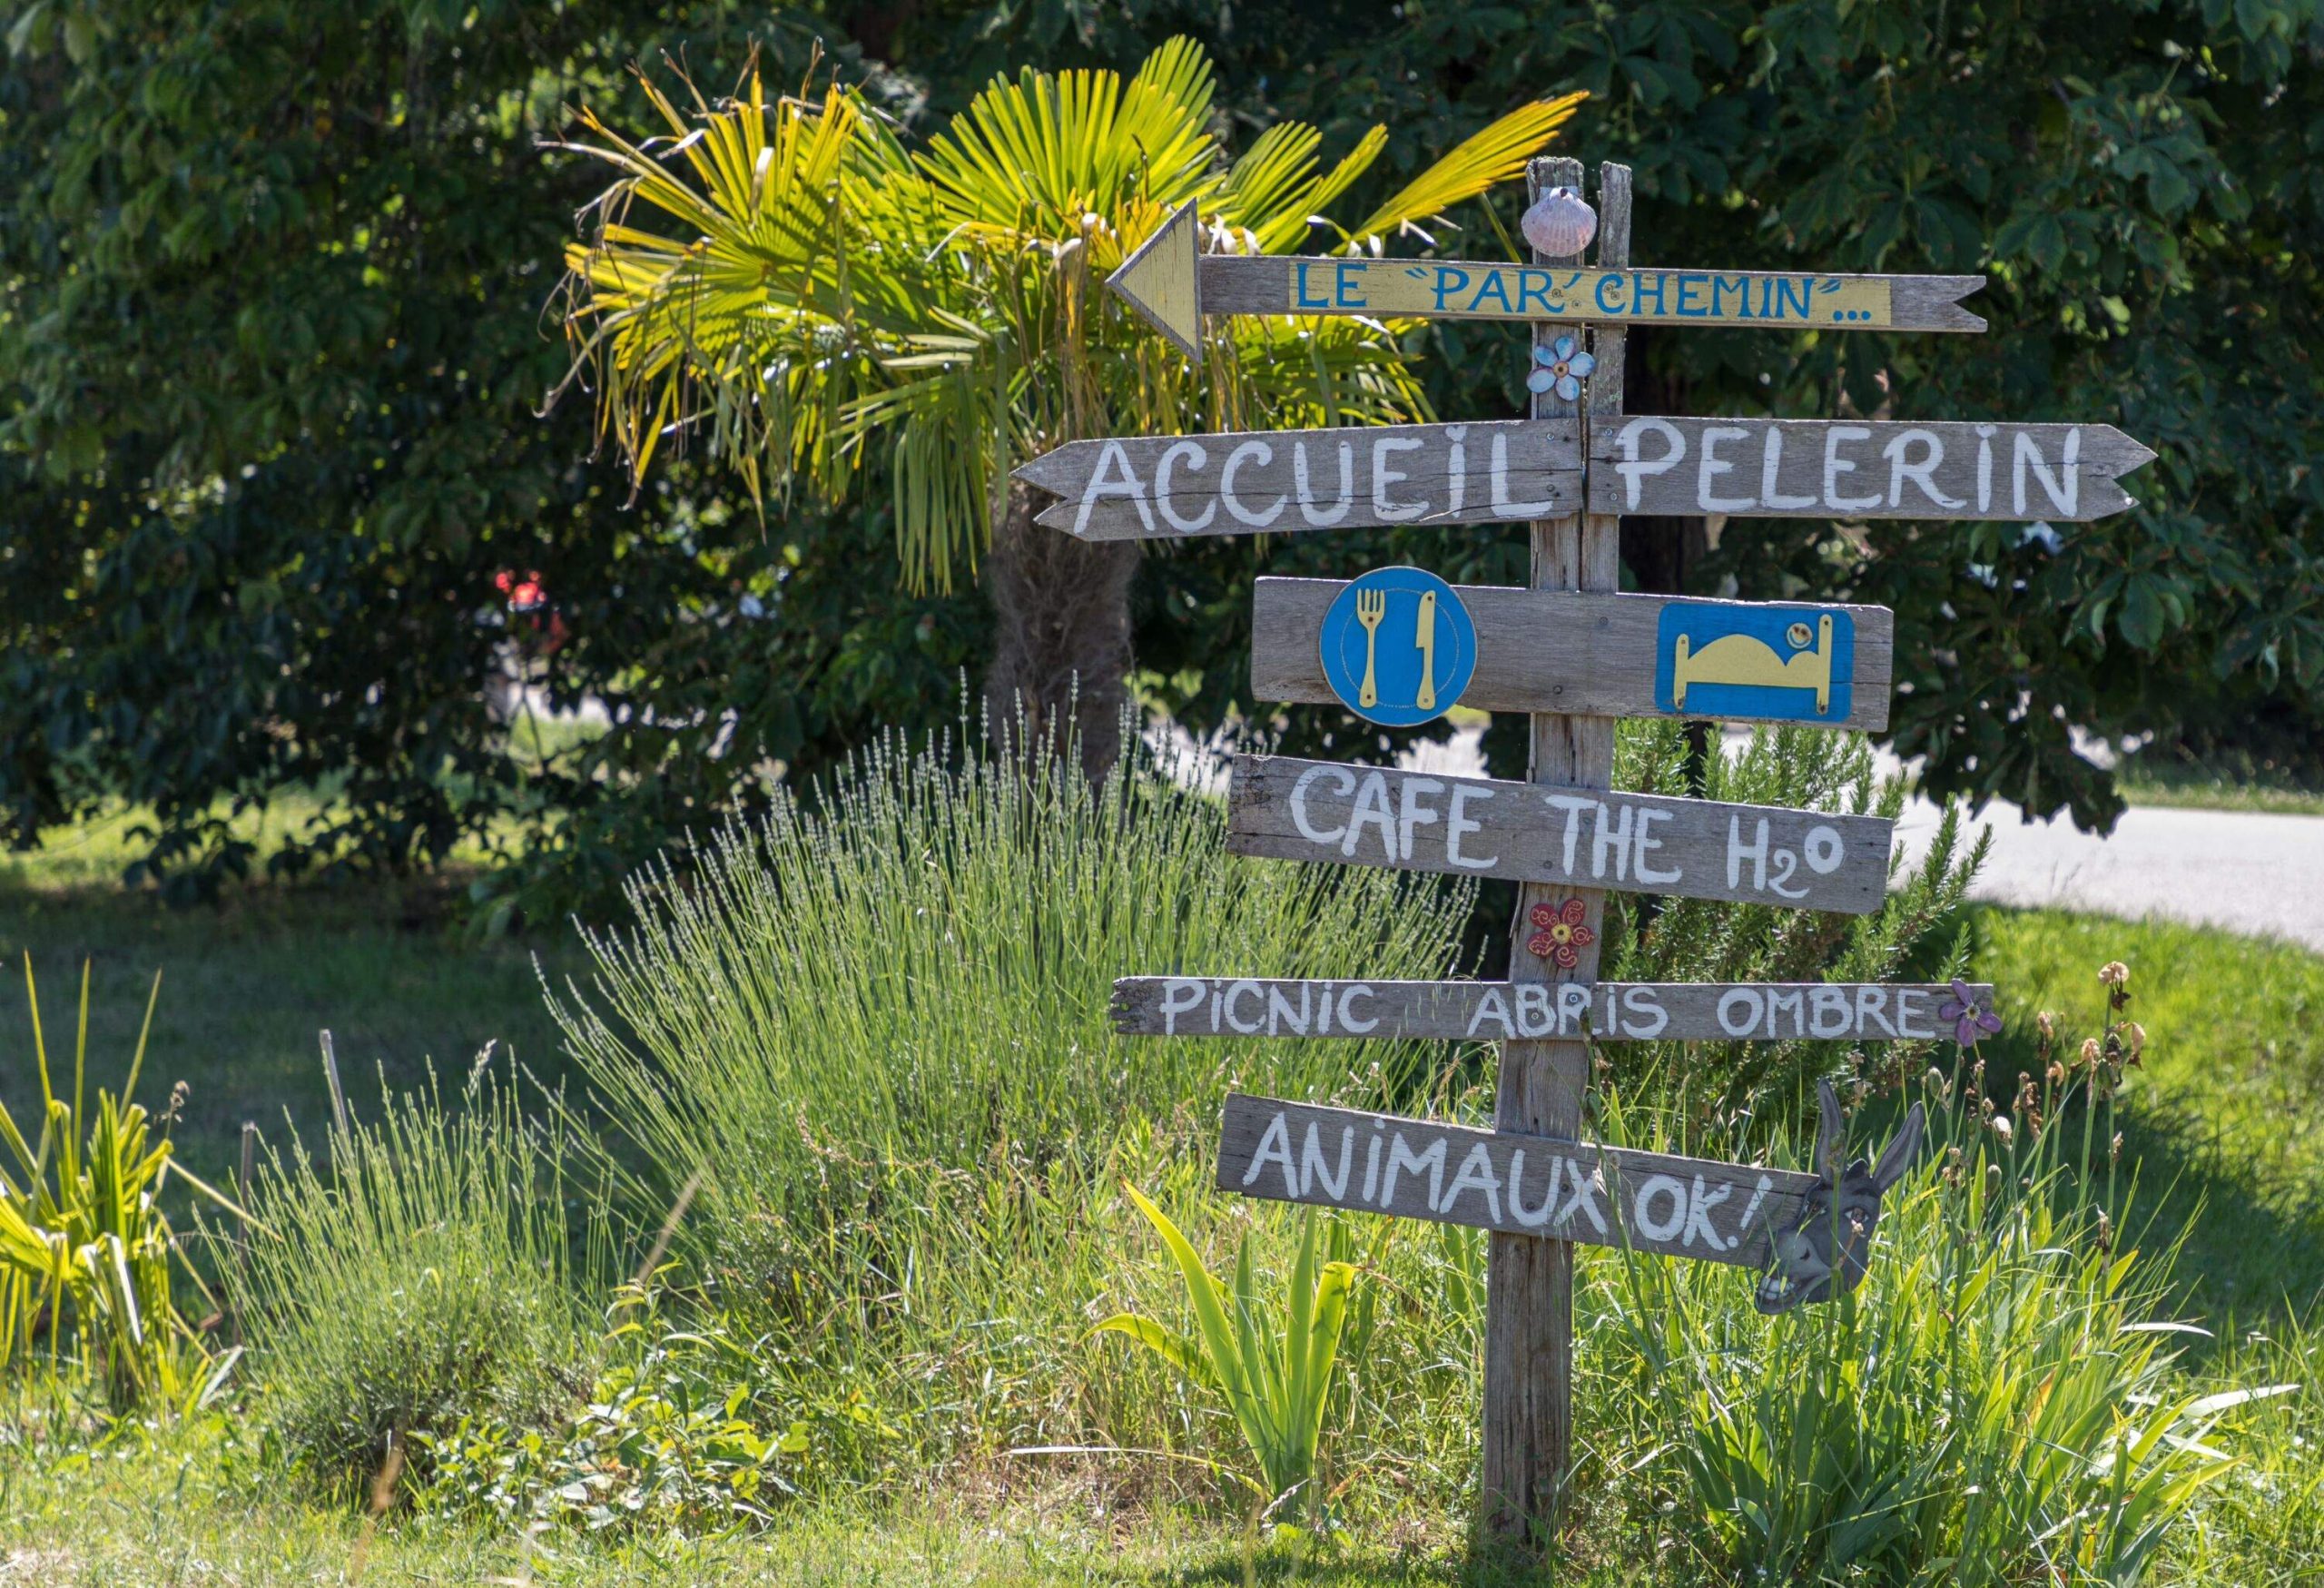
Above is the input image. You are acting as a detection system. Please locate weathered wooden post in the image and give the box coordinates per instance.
[1482,153,1624,1541]
[1036,154,2152,1555]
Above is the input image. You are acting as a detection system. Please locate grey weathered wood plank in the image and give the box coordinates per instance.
[1217,1093,1820,1270]
[1111,977,1993,1044]
[1226,754,1893,914]
[1589,418,2155,521]
[1483,153,1604,1545]
[1189,257,1985,332]
[1013,419,1581,540]
[1250,580,1895,732]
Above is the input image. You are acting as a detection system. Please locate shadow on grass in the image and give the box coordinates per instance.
[0,873,589,1191]
[1967,904,2324,1331]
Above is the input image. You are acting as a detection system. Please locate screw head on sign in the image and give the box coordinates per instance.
[1525,898,1595,970]
[1520,185,1597,257]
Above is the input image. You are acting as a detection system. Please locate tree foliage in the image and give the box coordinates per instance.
[3,0,2319,913]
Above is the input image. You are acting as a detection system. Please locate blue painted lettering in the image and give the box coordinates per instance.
[1468,268,1515,314]
[1295,261,1330,311]
[1432,265,1471,312]
[1334,260,1367,309]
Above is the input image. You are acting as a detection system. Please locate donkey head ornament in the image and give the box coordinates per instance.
[1754,1080,1925,1314]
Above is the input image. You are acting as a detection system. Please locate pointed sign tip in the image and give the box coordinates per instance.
[1108,197,1205,362]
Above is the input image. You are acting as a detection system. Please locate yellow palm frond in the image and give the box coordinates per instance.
[1345,92,1589,243]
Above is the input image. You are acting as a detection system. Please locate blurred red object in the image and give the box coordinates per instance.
[493,568,569,654]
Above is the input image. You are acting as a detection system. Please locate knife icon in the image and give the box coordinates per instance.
[1413,591,1438,712]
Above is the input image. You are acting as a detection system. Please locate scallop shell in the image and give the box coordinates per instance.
[1521,186,1598,257]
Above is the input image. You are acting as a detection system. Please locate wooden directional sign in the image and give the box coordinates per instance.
[1591,417,2155,522]
[1218,1094,1818,1270]
[1013,419,1581,541]
[1253,579,1895,732]
[1228,754,1893,913]
[1110,199,1985,360]
[1113,977,1994,1045]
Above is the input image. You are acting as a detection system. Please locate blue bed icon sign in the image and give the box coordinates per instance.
[1317,567,1478,727]
[1654,601,1855,722]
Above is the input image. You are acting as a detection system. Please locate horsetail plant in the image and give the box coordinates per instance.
[1097,1183,1358,1521]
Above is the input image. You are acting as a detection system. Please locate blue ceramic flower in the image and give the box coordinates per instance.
[1526,335,1597,400]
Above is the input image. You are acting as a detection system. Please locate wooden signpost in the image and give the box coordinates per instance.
[1216,1094,1817,1267]
[1112,977,1996,1045]
[1227,754,1893,912]
[1590,416,2155,521]
[1033,153,2150,1548]
[1250,579,1895,730]
[1108,195,1987,359]
[1012,419,1581,539]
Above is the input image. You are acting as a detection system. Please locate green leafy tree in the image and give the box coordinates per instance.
[553,38,1579,774]
[853,1,2324,829]
[0,3,981,907]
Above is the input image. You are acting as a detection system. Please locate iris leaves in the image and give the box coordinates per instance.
[1096,1183,1356,1516]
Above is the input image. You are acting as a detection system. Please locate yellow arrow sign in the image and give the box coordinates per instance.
[1109,199,1986,360]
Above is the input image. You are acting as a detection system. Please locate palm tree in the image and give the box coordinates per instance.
[553,40,1581,777]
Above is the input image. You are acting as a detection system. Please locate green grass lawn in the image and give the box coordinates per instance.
[0,810,586,1195]
[2112,750,2324,817]
[4,829,2321,1582]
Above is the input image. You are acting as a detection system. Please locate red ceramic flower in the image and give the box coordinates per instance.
[1526,897,1595,969]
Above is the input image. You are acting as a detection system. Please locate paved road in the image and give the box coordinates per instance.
[1893,797,2324,951]
[1385,725,2324,951]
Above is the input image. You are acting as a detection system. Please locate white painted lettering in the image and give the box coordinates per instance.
[1697,425,1757,512]
[1614,417,1687,511]
[1508,1152,1559,1228]
[1490,430,1562,517]
[1718,987,1763,1038]
[1467,985,1514,1039]
[1243,1112,1298,1196]
[1634,1174,1689,1243]
[1727,815,1770,892]
[1446,784,1498,870]
[1295,440,1355,526]
[1289,764,1354,847]
[1220,440,1285,528]
[1440,1143,1503,1223]
[1300,1123,1354,1201]
[1344,772,1398,859]
[1076,440,1156,537]
[1515,983,1554,1038]
[1397,776,1444,862]
[1634,806,1680,884]
[1883,428,1963,510]
[1682,1175,1735,1249]
[1225,981,1265,1034]
[1759,427,1818,510]
[1371,437,1427,521]
[1621,986,1669,1039]
[1382,1133,1447,1209]
[1154,441,1216,532]
[2014,428,2079,518]
[1822,425,1883,512]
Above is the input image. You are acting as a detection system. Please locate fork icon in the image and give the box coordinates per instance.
[1354,587,1387,709]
